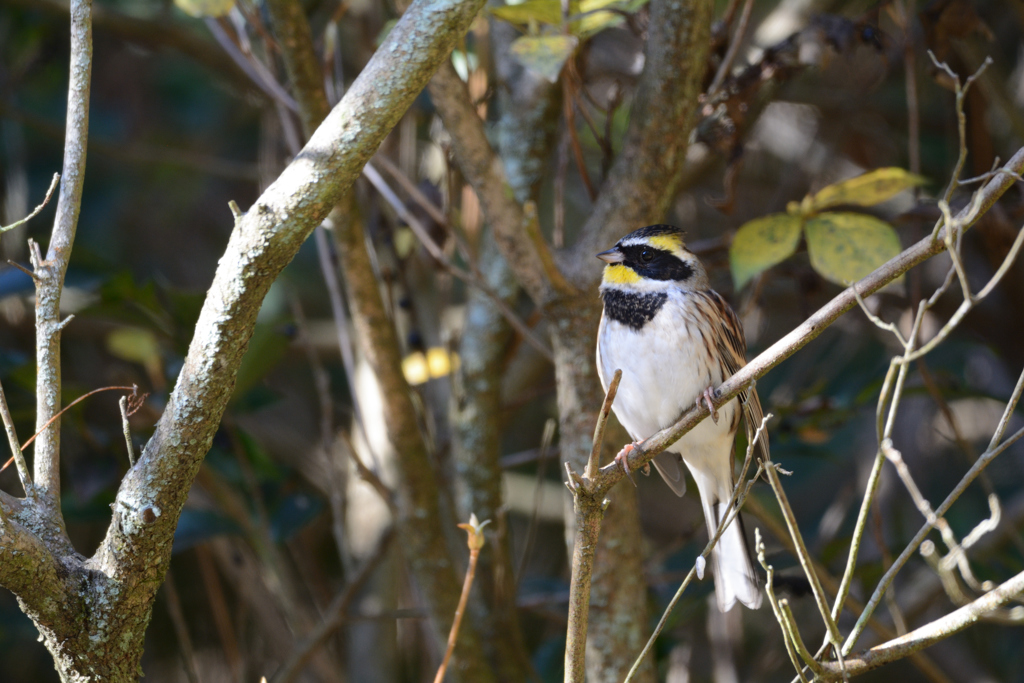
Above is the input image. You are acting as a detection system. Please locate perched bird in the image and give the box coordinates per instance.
[595,224,766,612]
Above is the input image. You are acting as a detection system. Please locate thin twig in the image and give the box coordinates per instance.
[434,516,489,683]
[746,497,954,683]
[363,163,555,361]
[780,599,826,677]
[271,528,395,683]
[823,569,1024,680]
[757,530,809,683]
[707,0,754,95]
[0,379,32,494]
[764,460,843,646]
[516,419,557,584]
[373,154,449,230]
[314,223,371,447]
[562,62,596,201]
[1,386,139,475]
[843,423,1024,654]
[522,200,574,297]
[206,17,299,112]
[0,173,60,234]
[585,369,621,479]
[119,396,136,467]
[163,568,202,683]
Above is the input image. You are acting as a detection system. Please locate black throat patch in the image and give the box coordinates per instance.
[601,289,668,330]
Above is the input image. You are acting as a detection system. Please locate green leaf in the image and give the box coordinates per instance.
[805,213,902,286]
[807,168,926,213]
[509,35,579,83]
[730,213,803,289]
[106,327,163,382]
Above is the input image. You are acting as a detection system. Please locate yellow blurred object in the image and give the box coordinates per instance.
[174,0,235,18]
[402,352,430,386]
[426,347,451,378]
[403,347,459,385]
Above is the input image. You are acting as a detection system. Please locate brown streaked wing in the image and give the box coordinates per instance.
[698,290,770,461]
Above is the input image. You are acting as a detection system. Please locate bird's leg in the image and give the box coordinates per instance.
[697,386,720,424]
[613,440,647,487]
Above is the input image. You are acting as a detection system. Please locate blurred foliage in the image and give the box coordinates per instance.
[1,0,1024,680]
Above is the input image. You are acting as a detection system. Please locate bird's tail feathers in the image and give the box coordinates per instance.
[699,488,762,612]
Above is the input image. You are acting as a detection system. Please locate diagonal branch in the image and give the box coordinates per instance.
[427,61,573,304]
[89,0,487,605]
[820,569,1024,680]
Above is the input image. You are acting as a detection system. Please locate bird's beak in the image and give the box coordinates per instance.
[596,247,624,264]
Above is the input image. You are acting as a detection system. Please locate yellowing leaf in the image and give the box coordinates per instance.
[805,213,902,286]
[174,0,235,18]
[807,168,926,214]
[509,35,579,83]
[490,0,566,26]
[576,0,642,36]
[489,0,648,37]
[730,213,803,289]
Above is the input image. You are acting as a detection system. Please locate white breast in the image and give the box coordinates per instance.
[597,290,737,456]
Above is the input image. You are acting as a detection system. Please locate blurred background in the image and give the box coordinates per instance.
[1,0,1023,680]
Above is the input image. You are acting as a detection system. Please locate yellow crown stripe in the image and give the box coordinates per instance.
[602,264,641,285]
[647,234,683,253]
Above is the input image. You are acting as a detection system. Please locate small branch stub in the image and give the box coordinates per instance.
[434,514,490,683]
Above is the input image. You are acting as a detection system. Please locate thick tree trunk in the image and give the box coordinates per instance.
[550,296,656,683]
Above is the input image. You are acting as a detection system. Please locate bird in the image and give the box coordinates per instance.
[595,224,766,612]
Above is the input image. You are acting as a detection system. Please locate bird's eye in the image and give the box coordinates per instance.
[640,249,654,263]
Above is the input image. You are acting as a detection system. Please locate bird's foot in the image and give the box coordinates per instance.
[697,386,720,424]
[613,440,647,487]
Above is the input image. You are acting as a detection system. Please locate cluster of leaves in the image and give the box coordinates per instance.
[730,167,926,289]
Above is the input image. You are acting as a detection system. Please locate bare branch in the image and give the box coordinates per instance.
[32,0,92,515]
[822,570,1024,680]
[757,530,810,683]
[622,419,768,682]
[70,2,489,671]
[844,423,1024,653]
[0,378,32,494]
[363,162,554,360]
[707,0,754,95]
[585,369,621,479]
[0,173,60,234]
[764,460,843,646]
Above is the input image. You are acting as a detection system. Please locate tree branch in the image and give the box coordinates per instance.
[428,61,572,304]
[30,0,91,528]
[820,569,1024,680]
[63,0,488,670]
